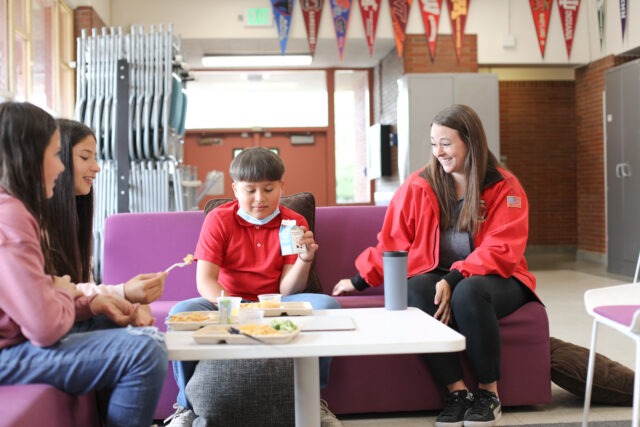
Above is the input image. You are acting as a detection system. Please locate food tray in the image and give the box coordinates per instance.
[192,325,300,345]
[241,301,313,317]
[165,311,223,331]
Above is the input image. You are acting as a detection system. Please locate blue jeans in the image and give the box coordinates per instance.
[169,293,341,409]
[0,316,168,427]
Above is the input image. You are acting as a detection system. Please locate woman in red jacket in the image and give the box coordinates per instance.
[333,104,538,427]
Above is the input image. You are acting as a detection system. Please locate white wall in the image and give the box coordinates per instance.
[104,0,638,65]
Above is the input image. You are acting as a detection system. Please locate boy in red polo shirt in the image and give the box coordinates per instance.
[166,147,342,427]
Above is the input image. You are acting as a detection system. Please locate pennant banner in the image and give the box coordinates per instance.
[389,0,413,58]
[446,0,470,63]
[619,0,627,39]
[418,0,443,61]
[596,0,605,51]
[530,0,552,58]
[271,0,294,54]
[359,0,382,56]
[301,0,325,56]
[557,0,581,59]
[330,0,353,60]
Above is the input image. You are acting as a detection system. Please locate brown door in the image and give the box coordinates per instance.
[184,129,331,209]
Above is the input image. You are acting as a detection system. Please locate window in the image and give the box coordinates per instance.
[0,0,8,96]
[13,0,29,101]
[0,0,73,114]
[31,0,54,109]
[184,68,372,205]
[334,70,370,204]
[185,70,328,129]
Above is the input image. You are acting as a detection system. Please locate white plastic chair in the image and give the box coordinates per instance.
[582,268,640,425]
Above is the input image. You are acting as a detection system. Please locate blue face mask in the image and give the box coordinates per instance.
[237,207,281,226]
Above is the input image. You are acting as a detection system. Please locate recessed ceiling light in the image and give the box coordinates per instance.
[202,54,313,68]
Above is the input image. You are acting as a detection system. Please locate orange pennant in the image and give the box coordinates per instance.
[389,0,413,58]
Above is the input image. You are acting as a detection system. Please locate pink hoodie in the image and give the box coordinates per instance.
[0,190,94,349]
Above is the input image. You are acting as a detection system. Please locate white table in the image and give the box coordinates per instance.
[165,307,465,427]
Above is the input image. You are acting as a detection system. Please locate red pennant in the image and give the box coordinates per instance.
[418,0,443,61]
[301,0,324,56]
[529,0,552,58]
[446,0,470,63]
[359,0,382,56]
[557,0,581,59]
[389,0,413,58]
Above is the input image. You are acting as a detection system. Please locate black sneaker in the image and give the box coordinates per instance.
[435,390,474,427]
[464,389,502,426]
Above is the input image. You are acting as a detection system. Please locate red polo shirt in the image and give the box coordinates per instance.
[194,200,307,301]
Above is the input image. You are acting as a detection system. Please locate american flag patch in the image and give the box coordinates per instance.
[507,196,521,208]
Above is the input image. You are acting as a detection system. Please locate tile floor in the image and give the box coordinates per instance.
[339,254,637,426]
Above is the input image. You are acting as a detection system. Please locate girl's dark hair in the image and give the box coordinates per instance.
[0,101,58,273]
[229,147,285,182]
[48,119,96,283]
[426,104,499,234]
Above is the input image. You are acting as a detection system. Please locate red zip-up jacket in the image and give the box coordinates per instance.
[354,166,537,298]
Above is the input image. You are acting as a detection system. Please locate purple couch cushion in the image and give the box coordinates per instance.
[314,205,387,295]
[0,385,99,427]
[103,211,204,301]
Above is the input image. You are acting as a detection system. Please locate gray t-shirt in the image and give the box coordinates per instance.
[438,200,473,271]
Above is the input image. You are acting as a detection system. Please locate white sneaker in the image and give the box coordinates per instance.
[320,399,343,427]
[163,404,196,427]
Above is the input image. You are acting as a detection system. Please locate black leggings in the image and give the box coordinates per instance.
[407,272,534,386]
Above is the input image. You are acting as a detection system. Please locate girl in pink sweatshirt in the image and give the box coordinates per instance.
[0,101,167,427]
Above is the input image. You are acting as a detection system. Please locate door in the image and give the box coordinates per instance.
[184,129,330,209]
[606,60,640,276]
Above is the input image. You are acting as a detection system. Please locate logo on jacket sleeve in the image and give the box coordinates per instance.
[506,196,521,208]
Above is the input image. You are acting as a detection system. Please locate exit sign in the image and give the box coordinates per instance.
[245,7,272,27]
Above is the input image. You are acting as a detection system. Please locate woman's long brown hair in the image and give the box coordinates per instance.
[425,104,499,235]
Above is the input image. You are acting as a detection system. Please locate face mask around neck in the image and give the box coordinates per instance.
[237,207,280,226]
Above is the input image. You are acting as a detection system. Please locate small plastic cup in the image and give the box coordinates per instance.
[258,293,282,309]
[238,309,265,325]
[217,296,242,324]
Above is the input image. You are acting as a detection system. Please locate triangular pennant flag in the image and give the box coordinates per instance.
[389,0,413,58]
[529,0,552,58]
[301,0,324,56]
[557,0,581,59]
[329,0,353,60]
[359,0,383,56]
[271,0,295,55]
[596,0,605,51]
[418,0,443,61]
[446,0,470,63]
[619,0,627,39]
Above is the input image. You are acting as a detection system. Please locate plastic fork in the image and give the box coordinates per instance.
[164,255,194,273]
[227,327,268,344]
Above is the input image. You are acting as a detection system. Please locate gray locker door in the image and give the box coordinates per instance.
[606,60,640,276]
[396,74,500,182]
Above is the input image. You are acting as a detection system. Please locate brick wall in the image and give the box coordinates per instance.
[499,81,577,246]
[404,34,478,73]
[73,6,106,40]
[574,56,613,255]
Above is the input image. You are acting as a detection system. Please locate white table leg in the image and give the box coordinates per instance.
[293,357,320,427]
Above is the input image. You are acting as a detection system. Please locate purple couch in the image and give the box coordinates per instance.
[101,205,551,419]
[0,385,99,427]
